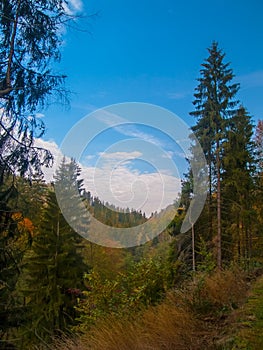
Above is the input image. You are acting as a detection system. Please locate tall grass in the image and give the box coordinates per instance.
[53,268,249,350]
[56,298,202,350]
[182,268,248,314]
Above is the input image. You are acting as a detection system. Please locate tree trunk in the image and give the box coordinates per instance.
[0,0,21,98]
[216,139,222,269]
[192,223,196,271]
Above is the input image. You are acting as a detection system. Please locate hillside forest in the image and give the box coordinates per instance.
[0,1,263,349]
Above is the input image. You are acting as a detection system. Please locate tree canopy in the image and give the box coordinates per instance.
[0,0,71,181]
[190,42,240,268]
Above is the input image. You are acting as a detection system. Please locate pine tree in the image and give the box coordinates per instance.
[0,3,78,343]
[0,182,24,339]
[254,120,263,262]
[222,107,256,266]
[255,120,263,171]
[0,0,76,181]
[19,160,89,348]
[190,42,240,268]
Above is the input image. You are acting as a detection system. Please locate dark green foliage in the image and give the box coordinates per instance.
[0,0,72,181]
[222,107,256,266]
[255,120,263,170]
[0,2,73,344]
[75,257,167,332]
[188,44,261,271]
[190,41,240,202]
[254,120,263,262]
[0,182,22,338]
[0,176,39,344]
[190,42,240,175]
[19,159,88,348]
[190,42,240,268]
[0,35,262,348]
[85,192,147,228]
[54,157,90,239]
[15,175,48,229]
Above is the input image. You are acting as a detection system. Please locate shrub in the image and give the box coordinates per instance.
[75,258,167,332]
[181,268,248,315]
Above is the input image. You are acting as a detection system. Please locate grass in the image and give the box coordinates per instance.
[225,275,263,349]
[52,268,254,350]
[54,297,205,350]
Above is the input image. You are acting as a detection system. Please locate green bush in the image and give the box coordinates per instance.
[74,258,167,332]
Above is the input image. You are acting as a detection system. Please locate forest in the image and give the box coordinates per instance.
[1,1,263,349]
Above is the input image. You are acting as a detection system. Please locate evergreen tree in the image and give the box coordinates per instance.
[254,120,263,261]
[190,42,240,268]
[0,175,50,345]
[222,107,256,266]
[0,2,79,343]
[54,157,90,238]
[0,182,24,340]
[255,120,263,171]
[19,160,89,348]
[0,0,76,181]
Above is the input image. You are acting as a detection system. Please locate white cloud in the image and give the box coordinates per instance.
[95,110,127,126]
[95,110,165,148]
[83,154,96,165]
[34,138,64,182]
[162,150,174,159]
[82,163,180,216]
[116,125,164,147]
[36,138,181,216]
[63,0,83,15]
[99,151,142,160]
[69,0,83,11]
[35,113,45,119]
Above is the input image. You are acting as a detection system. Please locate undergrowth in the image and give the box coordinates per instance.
[223,275,263,349]
[51,267,253,350]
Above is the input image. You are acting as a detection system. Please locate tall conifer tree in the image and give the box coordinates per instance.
[0,2,79,342]
[190,42,240,268]
[222,107,256,265]
[254,120,263,260]
[0,0,77,181]
[19,159,88,348]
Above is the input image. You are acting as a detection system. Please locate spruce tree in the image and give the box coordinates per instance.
[254,120,263,261]
[255,120,263,171]
[0,182,25,339]
[0,2,79,343]
[222,107,256,266]
[190,42,240,268]
[0,0,77,181]
[19,159,89,348]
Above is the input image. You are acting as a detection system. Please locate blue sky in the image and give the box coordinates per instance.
[39,0,263,215]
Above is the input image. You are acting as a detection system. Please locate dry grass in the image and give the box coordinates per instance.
[56,295,206,350]
[54,268,249,350]
[140,294,201,349]
[77,296,202,350]
[47,336,87,350]
[203,269,247,308]
[180,268,248,315]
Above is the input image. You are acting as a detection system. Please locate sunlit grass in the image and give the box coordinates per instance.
[229,276,263,350]
[53,268,252,350]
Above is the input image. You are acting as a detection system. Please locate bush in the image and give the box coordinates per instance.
[54,268,250,350]
[75,258,167,332]
[182,268,248,315]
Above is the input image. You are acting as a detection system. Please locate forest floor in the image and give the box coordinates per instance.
[53,269,263,350]
[219,273,263,349]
